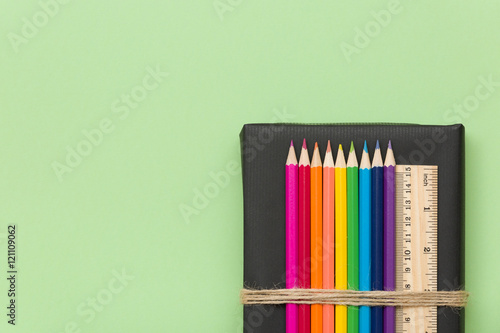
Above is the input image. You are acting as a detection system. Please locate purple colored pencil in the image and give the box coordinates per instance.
[383,141,396,333]
[286,140,299,333]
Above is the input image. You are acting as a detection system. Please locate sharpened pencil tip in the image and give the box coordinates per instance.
[388,140,392,149]
[302,138,307,149]
[311,142,321,167]
[290,140,294,147]
[327,140,331,153]
[364,140,368,153]
[335,144,346,167]
[376,140,380,150]
[350,141,354,152]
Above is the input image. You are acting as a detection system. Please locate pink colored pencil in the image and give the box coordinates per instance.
[323,140,335,331]
[286,140,299,333]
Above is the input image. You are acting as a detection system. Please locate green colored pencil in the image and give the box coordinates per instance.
[347,141,359,333]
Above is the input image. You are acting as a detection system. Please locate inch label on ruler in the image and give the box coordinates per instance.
[395,165,438,333]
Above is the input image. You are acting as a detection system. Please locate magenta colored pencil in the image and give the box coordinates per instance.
[286,140,299,333]
[383,141,396,333]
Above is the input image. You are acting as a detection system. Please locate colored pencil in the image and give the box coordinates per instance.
[359,141,372,333]
[286,140,299,333]
[323,141,335,332]
[347,142,359,333]
[335,144,347,333]
[311,142,323,333]
[298,139,311,333]
[371,140,384,333]
[383,141,396,333]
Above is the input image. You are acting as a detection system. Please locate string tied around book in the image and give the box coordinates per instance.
[240,288,469,307]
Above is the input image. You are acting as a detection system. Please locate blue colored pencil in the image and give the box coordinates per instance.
[383,141,396,333]
[371,140,384,333]
[359,141,372,333]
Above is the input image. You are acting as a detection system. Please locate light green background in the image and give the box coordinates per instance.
[1,1,499,332]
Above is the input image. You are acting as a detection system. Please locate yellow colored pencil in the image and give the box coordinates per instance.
[335,144,347,333]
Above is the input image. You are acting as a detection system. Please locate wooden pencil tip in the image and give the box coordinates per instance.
[290,140,294,147]
[364,140,368,153]
[335,145,346,167]
[311,143,321,167]
[326,140,331,153]
[376,140,380,150]
[302,138,307,149]
[388,140,392,149]
[350,141,354,153]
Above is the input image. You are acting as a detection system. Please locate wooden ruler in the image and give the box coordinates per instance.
[395,165,438,333]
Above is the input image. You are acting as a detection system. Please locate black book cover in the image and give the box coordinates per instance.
[240,124,465,333]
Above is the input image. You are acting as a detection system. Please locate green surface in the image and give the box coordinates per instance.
[0,1,499,332]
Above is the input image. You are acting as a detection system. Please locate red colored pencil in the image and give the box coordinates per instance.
[298,138,311,333]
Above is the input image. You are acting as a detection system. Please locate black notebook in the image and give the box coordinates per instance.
[240,124,465,332]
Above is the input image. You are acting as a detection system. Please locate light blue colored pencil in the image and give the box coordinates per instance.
[359,141,372,333]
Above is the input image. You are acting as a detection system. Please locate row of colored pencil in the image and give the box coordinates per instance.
[285,139,396,333]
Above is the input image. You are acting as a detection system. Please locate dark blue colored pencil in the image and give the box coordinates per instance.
[371,140,384,333]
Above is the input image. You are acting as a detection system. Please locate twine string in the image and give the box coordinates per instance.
[241,288,468,307]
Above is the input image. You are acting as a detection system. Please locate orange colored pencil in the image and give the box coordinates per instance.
[310,142,323,333]
[323,141,335,331]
